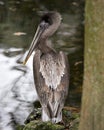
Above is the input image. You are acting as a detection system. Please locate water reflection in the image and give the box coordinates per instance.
[0,0,84,129]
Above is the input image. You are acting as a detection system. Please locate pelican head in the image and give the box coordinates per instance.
[23,11,62,65]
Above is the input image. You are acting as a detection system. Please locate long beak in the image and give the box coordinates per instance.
[23,25,44,65]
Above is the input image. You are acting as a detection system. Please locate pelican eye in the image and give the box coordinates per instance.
[41,15,52,25]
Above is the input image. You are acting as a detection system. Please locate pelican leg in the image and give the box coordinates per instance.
[42,108,51,122]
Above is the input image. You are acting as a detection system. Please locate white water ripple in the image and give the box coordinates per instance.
[0,48,38,130]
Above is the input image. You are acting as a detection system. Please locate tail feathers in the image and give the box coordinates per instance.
[52,112,62,123]
[42,102,63,123]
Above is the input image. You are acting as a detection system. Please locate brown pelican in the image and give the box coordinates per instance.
[23,11,69,123]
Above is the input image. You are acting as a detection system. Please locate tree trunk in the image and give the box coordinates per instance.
[79,0,104,130]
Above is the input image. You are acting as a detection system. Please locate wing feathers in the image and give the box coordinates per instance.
[33,51,69,123]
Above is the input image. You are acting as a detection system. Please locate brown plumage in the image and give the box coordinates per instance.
[23,11,69,123]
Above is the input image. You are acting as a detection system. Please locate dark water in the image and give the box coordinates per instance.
[0,0,84,129]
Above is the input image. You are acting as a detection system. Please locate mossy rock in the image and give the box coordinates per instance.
[23,120,64,130]
[17,107,80,130]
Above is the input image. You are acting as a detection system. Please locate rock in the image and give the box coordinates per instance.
[23,120,64,130]
[17,107,80,130]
